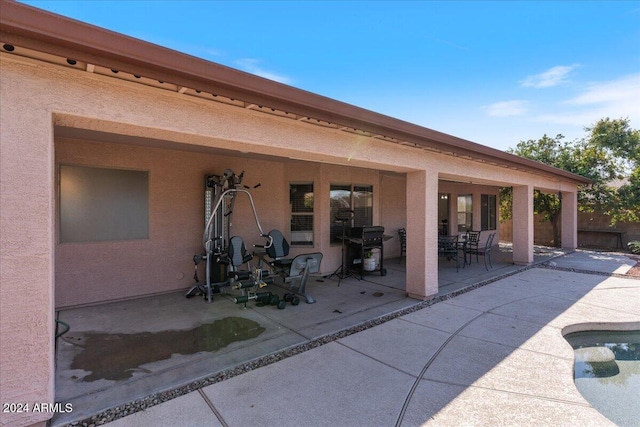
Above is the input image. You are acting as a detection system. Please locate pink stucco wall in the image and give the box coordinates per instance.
[0,59,56,427]
[512,185,535,265]
[380,173,407,258]
[405,170,439,298]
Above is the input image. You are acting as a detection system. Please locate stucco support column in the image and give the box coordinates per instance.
[512,184,534,265]
[472,190,482,231]
[405,170,438,299]
[561,190,578,250]
[0,71,55,427]
[448,192,458,235]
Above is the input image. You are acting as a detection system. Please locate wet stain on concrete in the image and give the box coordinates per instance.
[66,316,265,382]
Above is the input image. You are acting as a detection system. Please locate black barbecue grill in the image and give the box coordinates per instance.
[345,226,387,279]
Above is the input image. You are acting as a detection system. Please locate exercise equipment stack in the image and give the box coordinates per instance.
[186,168,320,310]
[186,169,287,309]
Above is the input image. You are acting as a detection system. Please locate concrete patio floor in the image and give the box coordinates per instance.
[53,246,639,426]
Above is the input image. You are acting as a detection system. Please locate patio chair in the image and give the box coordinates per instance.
[439,220,448,236]
[256,229,322,304]
[438,235,460,272]
[398,228,406,263]
[467,232,496,270]
[466,230,482,262]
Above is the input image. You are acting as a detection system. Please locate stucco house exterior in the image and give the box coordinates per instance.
[0,2,591,427]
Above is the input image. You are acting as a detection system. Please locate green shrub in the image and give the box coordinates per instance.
[628,241,640,254]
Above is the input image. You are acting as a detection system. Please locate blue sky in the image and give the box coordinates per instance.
[21,1,640,151]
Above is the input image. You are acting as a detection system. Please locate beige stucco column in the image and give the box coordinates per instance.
[512,184,534,265]
[561,190,578,250]
[0,82,55,426]
[448,194,456,234]
[405,170,438,299]
[472,190,482,231]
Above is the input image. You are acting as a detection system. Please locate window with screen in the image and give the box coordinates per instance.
[457,194,473,232]
[290,183,314,246]
[330,184,373,243]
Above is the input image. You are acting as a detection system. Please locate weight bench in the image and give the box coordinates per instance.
[256,229,322,304]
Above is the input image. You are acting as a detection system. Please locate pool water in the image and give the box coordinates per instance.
[564,330,640,427]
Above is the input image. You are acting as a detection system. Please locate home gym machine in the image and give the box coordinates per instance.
[186,169,287,309]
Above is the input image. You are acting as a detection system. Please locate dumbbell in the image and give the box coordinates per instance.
[269,294,286,310]
[234,291,272,305]
[283,293,300,306]
[255,291,273,305]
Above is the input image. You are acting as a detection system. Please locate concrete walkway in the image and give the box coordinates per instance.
[96,251,639,426]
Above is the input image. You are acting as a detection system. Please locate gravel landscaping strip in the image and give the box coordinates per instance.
[539,262,640,280]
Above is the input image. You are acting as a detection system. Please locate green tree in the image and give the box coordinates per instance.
[586,117,640,224]
[501,117,637,246]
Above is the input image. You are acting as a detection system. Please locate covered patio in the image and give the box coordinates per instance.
[52,245,566,426]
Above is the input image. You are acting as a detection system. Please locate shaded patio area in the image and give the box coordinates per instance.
[436,243,567,297]
[52,244,568,426]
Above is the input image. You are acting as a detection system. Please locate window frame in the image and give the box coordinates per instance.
[59,164,149,243]
[330,183,373,244]
[481,194,497,231]
[289,182,314,247]
[457,194,473,232]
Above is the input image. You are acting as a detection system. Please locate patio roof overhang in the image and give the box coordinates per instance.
[0,0,591,186]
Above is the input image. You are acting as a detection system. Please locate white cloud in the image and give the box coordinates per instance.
[520,65,578,88]
[235,58,293,85]
[566,73,640,106]
[535,73,640,126]
[483,100,529,117]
